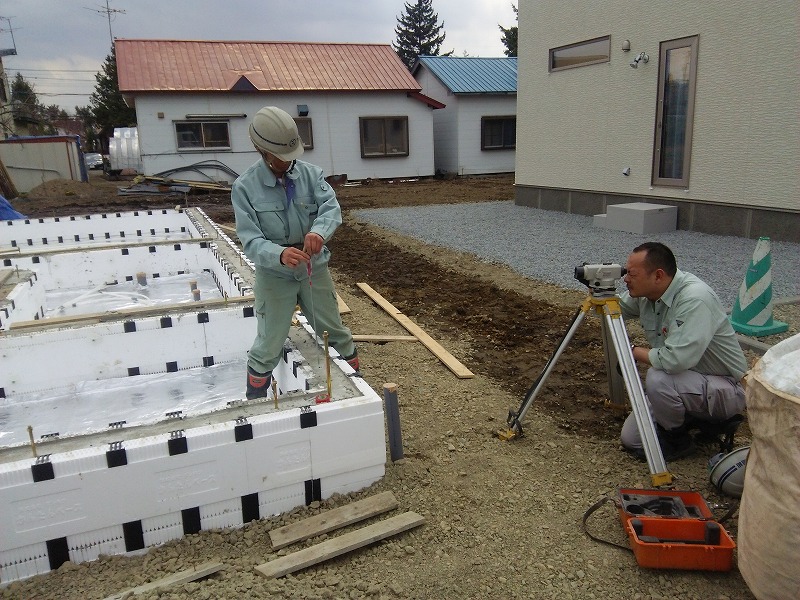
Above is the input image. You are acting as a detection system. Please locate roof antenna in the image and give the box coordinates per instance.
[0,16,18,56]
[84,1,126,45]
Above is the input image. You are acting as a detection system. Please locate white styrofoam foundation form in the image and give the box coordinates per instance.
[0,208,385,584]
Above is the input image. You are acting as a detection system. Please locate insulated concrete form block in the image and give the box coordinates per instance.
[0,209,195,251]
[0,270,45,329]
[0,307,257,395]
[1,398,385,580]
[0,207,386,584]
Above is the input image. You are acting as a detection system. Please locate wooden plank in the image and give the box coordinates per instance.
[255,511,425,579]
[103,561,223,599]
[6,295,254,333]
[356,282,474,378]
[10,236,215,258]
[337,293,351,314]
[352,334,418,343]
[269,491,398,550]
[218,223,238,237]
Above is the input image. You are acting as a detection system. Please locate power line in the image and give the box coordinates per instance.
[18,76,96,82]
[12,68,99,73]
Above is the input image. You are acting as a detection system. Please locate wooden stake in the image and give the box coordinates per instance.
[27,425,37,458]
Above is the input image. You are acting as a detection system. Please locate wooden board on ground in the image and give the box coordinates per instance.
[352,334,418,343]
[103,561,223,599]
[356,282,474,378]
[256,511,425,579]
[337,293,351,314]
[269,491,398,550]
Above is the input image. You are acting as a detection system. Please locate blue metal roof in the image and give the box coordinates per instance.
[414,56,517,94]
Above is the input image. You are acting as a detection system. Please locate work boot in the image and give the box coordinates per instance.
[657,425,696,461]
[687,414,744,454]
[246,366,272,400]
[344,351,360,374]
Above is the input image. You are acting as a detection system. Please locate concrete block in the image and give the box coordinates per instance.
[603,202,677,234]
[593,213,608,227]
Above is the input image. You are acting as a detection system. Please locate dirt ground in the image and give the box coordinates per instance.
[4,172,794,599]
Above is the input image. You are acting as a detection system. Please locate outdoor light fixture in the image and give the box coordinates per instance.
[621,39,631,52]
[630,51,649,68]
[297,104,309,117]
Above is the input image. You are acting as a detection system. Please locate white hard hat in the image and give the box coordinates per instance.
[249,106,304,161]
[708,446,749,498]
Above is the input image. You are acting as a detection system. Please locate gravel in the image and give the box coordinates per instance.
[354,201,799,308]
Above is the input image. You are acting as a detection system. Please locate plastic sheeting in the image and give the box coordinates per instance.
[0,358,247,447]
[757,333,800,398]
[43,272,223,319]
[0,195,25,220]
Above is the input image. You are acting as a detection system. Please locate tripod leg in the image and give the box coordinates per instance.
[500,305,588,439]
[604,312,672,486]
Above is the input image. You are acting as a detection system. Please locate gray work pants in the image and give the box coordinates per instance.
[248,264,355,374]
[621,368,745,450]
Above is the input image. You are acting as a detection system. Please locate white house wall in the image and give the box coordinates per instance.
[133,93,435,182]
[415,68,458,174]
[516,0,799,212]
[455,96,516,176]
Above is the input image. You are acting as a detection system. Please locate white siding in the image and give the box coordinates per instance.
[415,64,517,176]
[133,92,435,182]
[416,68,459,174]
[516,0,799,211]
[456,96,516,176]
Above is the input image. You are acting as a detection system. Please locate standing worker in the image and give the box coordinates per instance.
[619,242,747,460]
[232,106,359,400]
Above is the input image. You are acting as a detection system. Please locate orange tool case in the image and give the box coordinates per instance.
[617,488,735,571]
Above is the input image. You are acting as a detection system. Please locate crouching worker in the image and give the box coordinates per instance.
[619,242,747,460]
[231,106,359,400]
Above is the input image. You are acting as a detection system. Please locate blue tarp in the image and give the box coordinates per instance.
[0,195,26,220]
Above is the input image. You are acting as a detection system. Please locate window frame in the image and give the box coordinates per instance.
[651,35,699,188]
[294,117,314,150]
[174,120,231,151]
[359,116,409,158]
[549,36,611,72]
[481,116,516,150]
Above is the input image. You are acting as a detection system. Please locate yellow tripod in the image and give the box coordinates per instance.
[499,290,674,487]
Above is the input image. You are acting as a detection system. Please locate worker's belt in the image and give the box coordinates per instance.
[280,243,304,250]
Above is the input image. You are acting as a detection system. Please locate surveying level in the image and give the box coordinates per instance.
[498,264,673,487]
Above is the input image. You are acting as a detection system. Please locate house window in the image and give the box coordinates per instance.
[359,117,409,158]
[549,36,610,72]
[481,116,516,150]
[295,118,314,150]
[652,35,699,188]
[175,121,230,150]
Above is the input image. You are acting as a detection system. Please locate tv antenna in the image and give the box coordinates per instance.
[85,1,126,45]
[0,16,18,57]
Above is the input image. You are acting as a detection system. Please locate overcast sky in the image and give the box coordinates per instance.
[1,0,517,113]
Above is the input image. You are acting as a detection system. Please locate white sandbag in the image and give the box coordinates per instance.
[738,334,800,600]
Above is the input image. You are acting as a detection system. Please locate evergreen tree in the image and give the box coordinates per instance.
[74,105,100,151]
[393,0,449,70]
[89,46,136,152]
[499,4,518,57]
[10,73,56,134]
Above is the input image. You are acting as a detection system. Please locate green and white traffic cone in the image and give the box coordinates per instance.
[730,236,789,337]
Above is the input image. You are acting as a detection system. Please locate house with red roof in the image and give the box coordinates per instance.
[115,39,444,182]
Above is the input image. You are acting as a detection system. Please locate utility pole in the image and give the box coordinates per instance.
[85,1,126,45]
